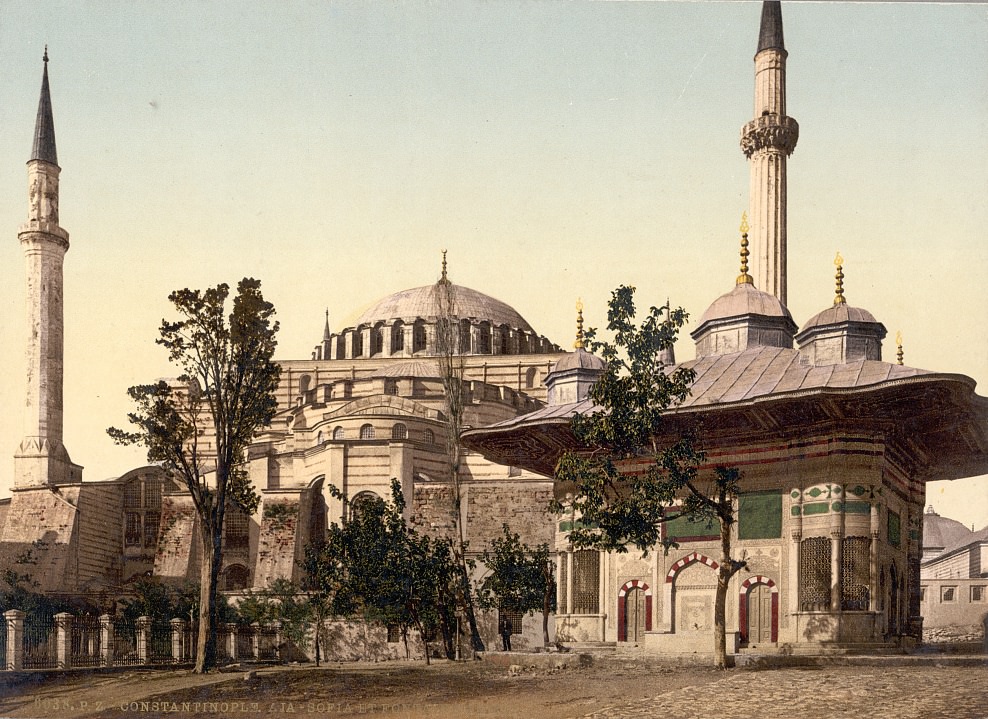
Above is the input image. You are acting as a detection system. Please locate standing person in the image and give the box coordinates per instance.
[499,612,512,651]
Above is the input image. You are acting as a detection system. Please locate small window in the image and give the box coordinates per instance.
[920,586,927,603]
[225,508,249,550]
[359,424,375,440]
[225,564,249,591]
[333,426,345,440]
[125,512,141,547]
[144,512,160,548]
[392,423,407,440]
[352,330,364,358]
[972,585,986,602]
[342,381,353,399]
[316,430,324,445]
[424,429,435,445]
[941,586,956,603]
[384,379,398,396]
[386,624,400,643]
[499,609,524,635]
[413,321,427,353]
[391,321,405,352]
[372,325,384,356]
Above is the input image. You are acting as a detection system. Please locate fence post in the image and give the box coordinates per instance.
[55,612,73,670]
[136,616,151,664]
[272,621,282,661]
[100,614,114,667]
[226,623,238,662]
[251,622,261,660]
[170,619,186,663]
[4,610,25,671]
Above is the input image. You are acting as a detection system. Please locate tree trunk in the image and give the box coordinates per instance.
[543,584,552,648]
[194,515,223,673]
[713,515,732,670]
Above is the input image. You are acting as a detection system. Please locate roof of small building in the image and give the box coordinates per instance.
[696,282,794,328]
[922,507,974,553]
[799,303,883,334]
[352,283,535,332]
[552,347,606,374]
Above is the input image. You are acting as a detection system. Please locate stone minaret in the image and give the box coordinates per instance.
[740,1,799,306]
[14,50,81,487]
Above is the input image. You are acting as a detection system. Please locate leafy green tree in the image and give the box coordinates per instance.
[302,480,460,664]
[109,278,280,673]
[553,285,746,669]
[478,524,556,648]
[237,578,316,661]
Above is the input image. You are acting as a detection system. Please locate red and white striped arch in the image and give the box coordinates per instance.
[617,580,652,642]
[660,552,720,630]
[738,575,778,643]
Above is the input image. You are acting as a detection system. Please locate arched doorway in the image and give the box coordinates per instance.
[739,576,778,644]
[663,552,719,633]
[617,580,652,642]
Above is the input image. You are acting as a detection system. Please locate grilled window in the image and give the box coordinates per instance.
[800,537,832,611]
[572,549,600,614]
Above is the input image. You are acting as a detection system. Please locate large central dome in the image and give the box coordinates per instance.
[354,283,535,332]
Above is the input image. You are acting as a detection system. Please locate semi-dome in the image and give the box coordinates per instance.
[354,283,535,332]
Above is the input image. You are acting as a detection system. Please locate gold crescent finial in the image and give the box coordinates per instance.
[441,249,448,283]
[833,251,846,305]
[574,298,585,349]
[737,213,753,286]
[896,331,904,365]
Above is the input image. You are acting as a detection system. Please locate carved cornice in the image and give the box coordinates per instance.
[741,114,799,158]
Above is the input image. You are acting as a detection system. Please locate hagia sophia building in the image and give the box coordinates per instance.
[2,2,987,657]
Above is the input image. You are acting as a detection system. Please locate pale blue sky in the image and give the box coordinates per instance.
[0,1,986,526]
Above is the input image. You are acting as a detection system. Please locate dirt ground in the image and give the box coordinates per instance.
[0,657,710,719]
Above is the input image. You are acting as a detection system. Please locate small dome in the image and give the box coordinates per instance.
[698,283,794,326]
[798,303,880,334]
[552,347,606,373]
[923,507,973,558]
[354,284,534,331]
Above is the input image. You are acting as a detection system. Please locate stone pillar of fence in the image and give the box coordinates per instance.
[170,619,187,663]
[272,620,282,660]
[100,614,114,667]
[4,609,25,671]
[251,622,261,660]
[136,616,151,664]
[226,623,238,662]
[54,612,73,670]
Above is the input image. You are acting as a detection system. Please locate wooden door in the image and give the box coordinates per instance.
[625,587,646,642]
[747,585,773,643]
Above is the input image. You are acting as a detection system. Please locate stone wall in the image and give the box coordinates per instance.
[0,486,80,592]
[155,494,199,583]
[76,483,123,587]
[920,577,988,640]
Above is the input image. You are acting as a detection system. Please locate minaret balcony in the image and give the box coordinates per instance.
[740,114,799,158]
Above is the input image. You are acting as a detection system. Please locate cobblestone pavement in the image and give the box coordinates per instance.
[582,666,988,719]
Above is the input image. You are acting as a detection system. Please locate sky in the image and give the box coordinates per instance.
[0,1,986,528]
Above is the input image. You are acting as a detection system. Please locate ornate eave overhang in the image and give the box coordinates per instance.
[460,373,988,483]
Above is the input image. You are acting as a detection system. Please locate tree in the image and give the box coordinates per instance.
[108,278,280,672]
[432,266,485,653]
[553,285,746,669]
[302,480,460,664]
[478,524,556,648]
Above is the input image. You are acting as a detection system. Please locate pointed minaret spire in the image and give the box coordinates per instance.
[741,1,799,306]
[757,1,785,53]
[659,299,676,367]
[31,46,58,166]
[323,308,331,342]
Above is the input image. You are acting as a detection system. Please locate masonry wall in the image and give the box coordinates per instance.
[920,577,988,639]
[75,483,123,587]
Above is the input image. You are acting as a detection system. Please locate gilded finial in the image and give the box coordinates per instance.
[833,251,846,305]
[896,331,903,365]
[441,249,448,284]
[43,45,48,64]
[574,298,585,349]
[737,212,753,285]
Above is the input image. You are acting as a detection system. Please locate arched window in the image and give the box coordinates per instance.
[332,426,345,440]
[392,423,408,440]
[353,329,364,358]
[350,491,381,522]
[316,430,324,445]
[298,375,312,396]
[498,324,510,354]
[224,564,249,591]
[384,379,399,396]
[225,507,249,550]
[525,367,538,389]
[413,320,427,353]
[459,320,472,354]
[359,424,375,440]
[518,332,530,354]
[308,477,327,545]
[372,323,385,356]
[123,475,163,549]
[477,322,492,354]
[335,335,345,360]
[424,429,435,445]
[391,321,405,352]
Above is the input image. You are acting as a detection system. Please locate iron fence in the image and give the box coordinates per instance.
[149,622,173,664]
[22,615,57,669]
[256,626,278,660]
[112,617,139,666]
[70,616,103,668]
